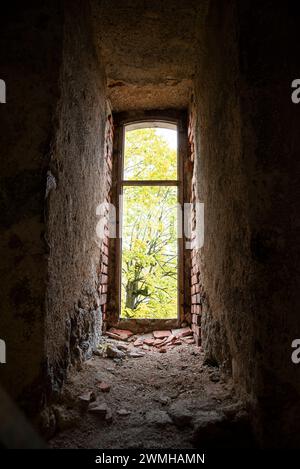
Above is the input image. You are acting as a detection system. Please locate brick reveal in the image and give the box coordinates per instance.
[99,109,114,332]
[189,100,201,347]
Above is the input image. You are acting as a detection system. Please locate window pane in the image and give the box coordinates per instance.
[121,186,178,319]
[123,127,177,180]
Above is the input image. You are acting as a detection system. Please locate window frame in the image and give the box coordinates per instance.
[108,110,189,331]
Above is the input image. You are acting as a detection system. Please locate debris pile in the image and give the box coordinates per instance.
[95,327,195,359]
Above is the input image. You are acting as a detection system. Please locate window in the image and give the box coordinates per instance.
[120,123,179,319]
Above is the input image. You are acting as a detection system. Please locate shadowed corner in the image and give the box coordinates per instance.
[0,385,45,449]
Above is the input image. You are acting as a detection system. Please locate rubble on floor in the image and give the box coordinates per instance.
[49,339,255,449]
[98,326,195,359]
[106,328,133,341]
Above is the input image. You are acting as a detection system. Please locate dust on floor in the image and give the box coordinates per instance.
[48,336,255,449]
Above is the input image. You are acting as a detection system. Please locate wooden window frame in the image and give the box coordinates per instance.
[107,110,190,332]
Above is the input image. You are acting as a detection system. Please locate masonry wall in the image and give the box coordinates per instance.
[45,0,107,397]
[188,102,202,347]
[0,2,64,412]
[193,0,300,447]
[98,112,114,333]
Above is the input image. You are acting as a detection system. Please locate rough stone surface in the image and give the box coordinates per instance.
[1,0,300,450]
[49,343,253,448]
[0,1,64,411]
[90,0,208,111]
[192,410,254,449]
[45,0,107,395]
[193,0,300,447]
[106,345,125,360]
[145,410,173,427]
[168,399,195,427]
[53,405,80,432]
[88,402,108,419]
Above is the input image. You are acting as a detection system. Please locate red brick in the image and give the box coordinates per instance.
[153,339,164,347]
[102,254,109,266]
[192,314,201,326]
[192,324,201,336]
[101,273,108,284]
[191,304,201,315]
[165,334,176,344]
[191,274,198,285]
[98,382,111,393]
[109,328,133,341]
[134,338,143,347]
[144,338,155,346]
[100,294,107,305]
[153,330,171,339]
[174,327,193,338]
[194,334,201,347]
[183,337,195,345]
[174,339,182,345]
[191,293,201,304]
[102,244,109,256]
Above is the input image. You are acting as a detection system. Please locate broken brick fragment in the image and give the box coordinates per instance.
[153,330,171,339]
[106,332,122,340]
[165,334,176,344]
[172,327,192,338]
[144,338,155,346]
[107,328,133,341]
[153,339,164,347]
[183,337,195,345]
[98,382,111,393]
[133,338,143,347]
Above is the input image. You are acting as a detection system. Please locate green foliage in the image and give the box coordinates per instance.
[124,128,177,180]
[121,129,178,319]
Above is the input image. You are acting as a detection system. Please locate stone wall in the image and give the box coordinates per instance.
[236,0,300,448]
[0,0,108,415]
[0,1,64,413]
[189,100,202,347]
[193,0,300,447]
[45,0,107,397]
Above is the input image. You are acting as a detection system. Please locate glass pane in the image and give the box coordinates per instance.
[123,127,177,180]
[121,186,178,319]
